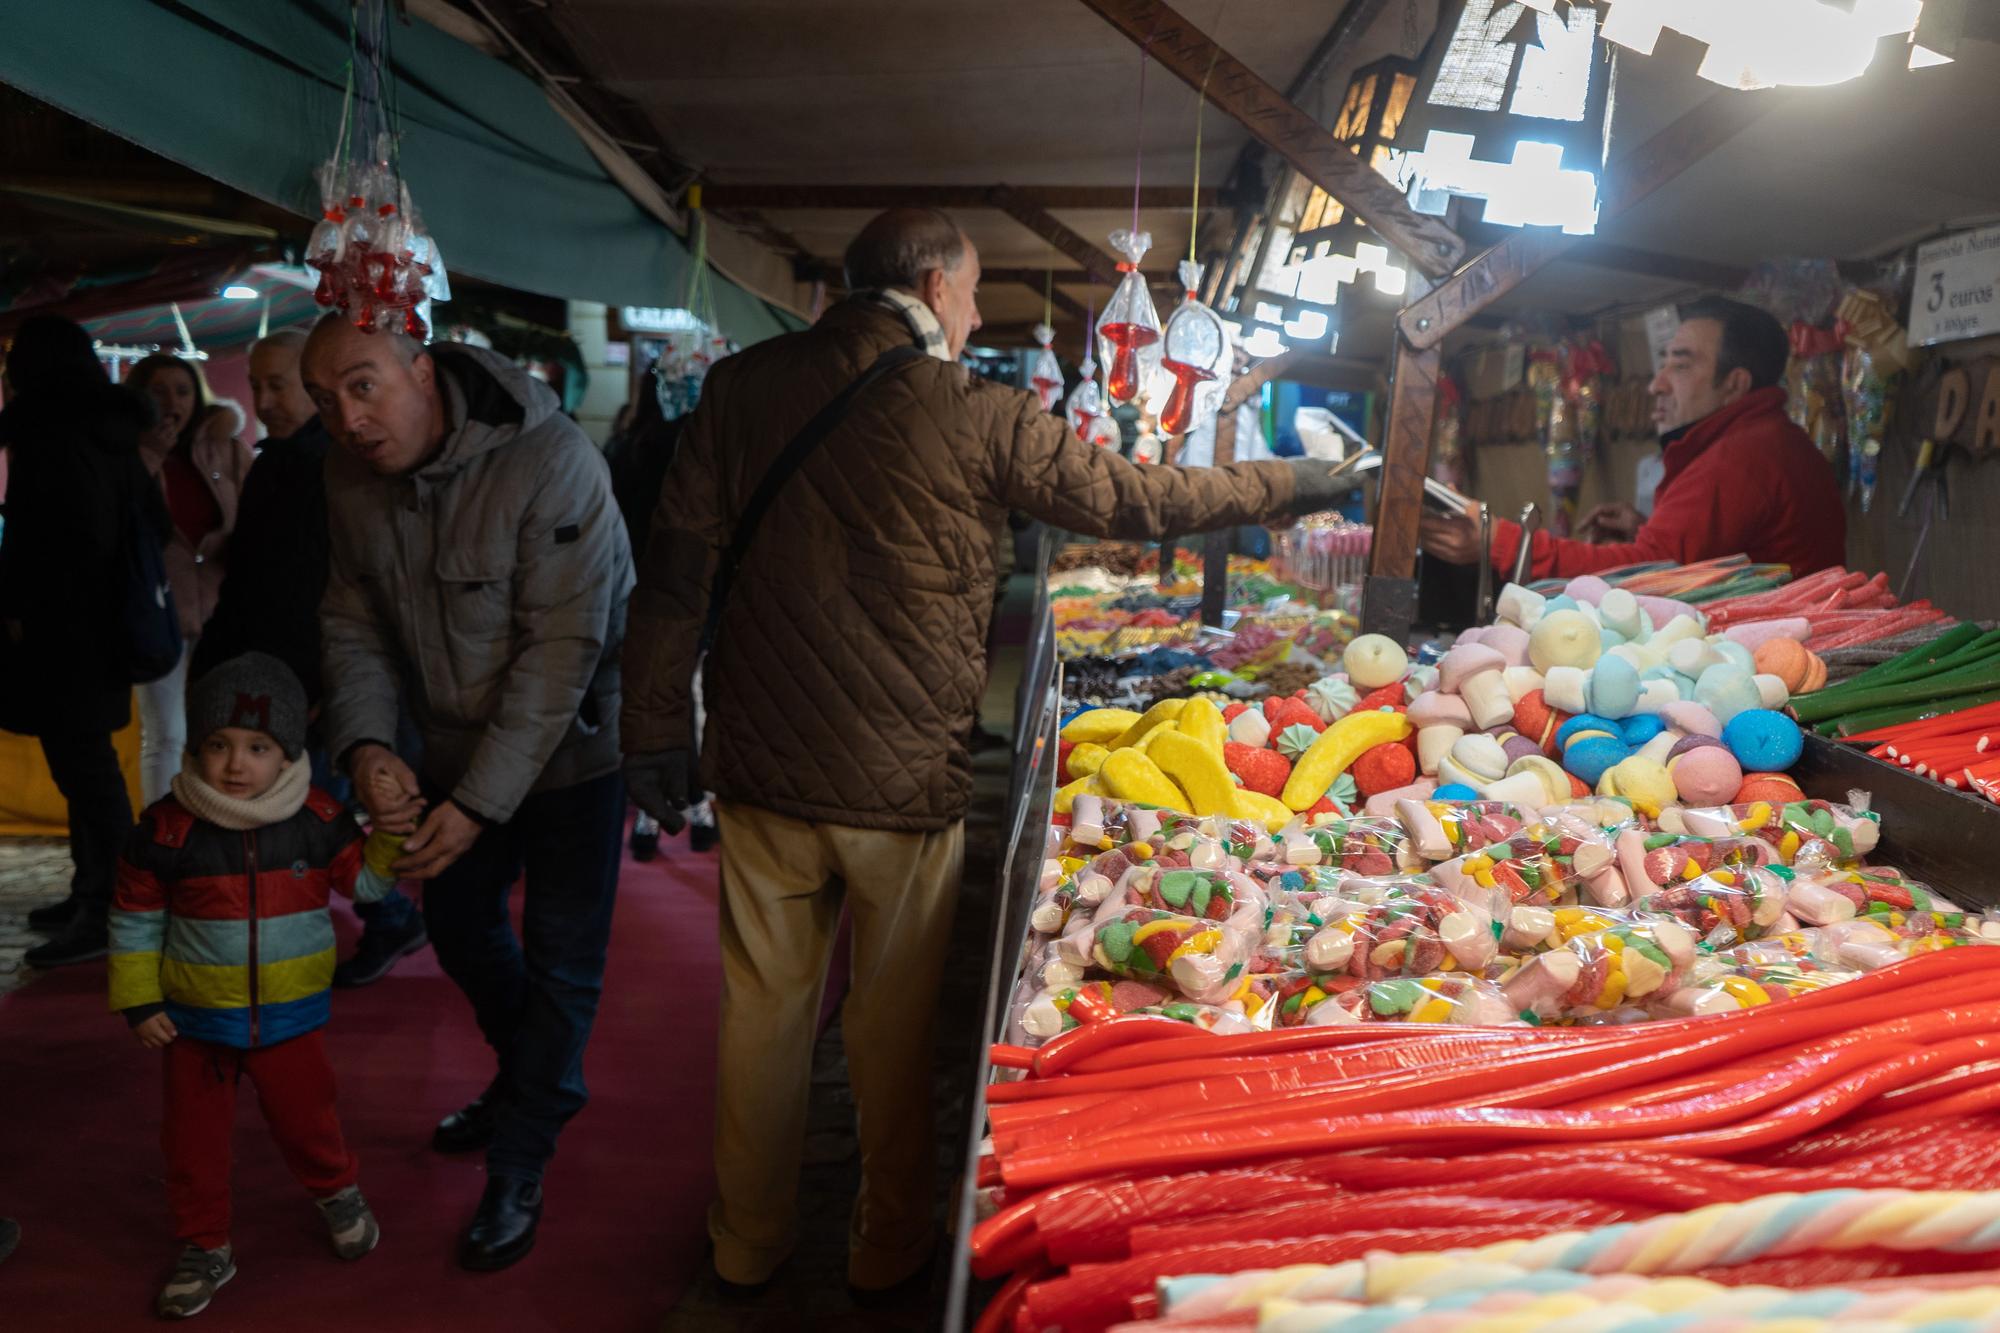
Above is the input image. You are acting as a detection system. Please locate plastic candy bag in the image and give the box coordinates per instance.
[1397,799,1536,861]
[1029,322,1064,412]
[1082,881,1266,1004]
[1300,973,1524,1027]
[1064,351,1122,450]
[1098,230,1163,405]
[1498,917,1698,1021]
[1610,829,1779,905]
[1270,814,1416,874]
[1156,260,1230,437]
[1667,798,1880,869]
[1639,864,1791,946]
[1294,883,1502,982]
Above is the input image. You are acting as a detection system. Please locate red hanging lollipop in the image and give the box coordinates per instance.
[1097,229,1162,405]
[1156,259,1231,437]
[1029,322,1064,411]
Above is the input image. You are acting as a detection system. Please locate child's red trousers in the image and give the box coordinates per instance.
[163,1030,358,1249]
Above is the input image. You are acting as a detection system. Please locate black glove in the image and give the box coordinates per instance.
[1286,455,1363,514]
[623,750,700,836]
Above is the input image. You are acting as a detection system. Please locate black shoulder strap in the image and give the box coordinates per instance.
[699,343,926,654]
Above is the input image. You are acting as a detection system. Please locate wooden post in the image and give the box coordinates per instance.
[1201,404,1240,628]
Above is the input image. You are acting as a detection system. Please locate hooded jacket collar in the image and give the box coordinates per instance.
[420,343,556,476]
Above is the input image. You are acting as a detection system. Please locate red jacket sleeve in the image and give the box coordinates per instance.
[1488,451,1773,580]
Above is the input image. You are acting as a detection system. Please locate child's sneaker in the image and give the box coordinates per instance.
[315,1186,380,1260]
[156,1244,234,1319]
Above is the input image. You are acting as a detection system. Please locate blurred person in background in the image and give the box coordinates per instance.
[0,315,167,967]
[128,354,253,805]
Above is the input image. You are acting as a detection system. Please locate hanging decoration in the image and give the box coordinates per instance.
[1395,0,1616,236]
[1788,318,1851,485]
[654,186,733,421]
[1430,373,1471,492]
[1529,347,1583,537]
[1029,322,1064,411]
[1157,260,1231,437]
[1839,290,1910,515]
[1066,303,1122,450]
[307,0,449,338]
[1561,336,1615,464]
[1099,231,1164,406]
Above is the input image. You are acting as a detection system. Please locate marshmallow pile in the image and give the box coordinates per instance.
[1394,575,1814,816]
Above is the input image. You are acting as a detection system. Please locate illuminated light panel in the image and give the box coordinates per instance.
[1599,0,1928,89]
[1402,132,1601,234]
[1242,327,1291,358]
[1909,42,1952,68]
[1285,310,1331,341]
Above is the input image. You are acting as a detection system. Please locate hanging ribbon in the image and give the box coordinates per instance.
[1789,320,1845,361]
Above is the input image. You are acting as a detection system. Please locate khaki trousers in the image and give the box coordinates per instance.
[708,800,965,1289]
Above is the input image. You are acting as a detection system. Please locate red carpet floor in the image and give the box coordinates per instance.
[0,834,727,1332]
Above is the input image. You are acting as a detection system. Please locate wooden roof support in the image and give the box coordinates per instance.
[1364,89,1782,639]
[1075,0,1466,277]
[698,184,1225,211]
[985,185,1125,287]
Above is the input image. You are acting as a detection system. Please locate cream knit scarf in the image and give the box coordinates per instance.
[170,755,312,831]
[869,288,955,363]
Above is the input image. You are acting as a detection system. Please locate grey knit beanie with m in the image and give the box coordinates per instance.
[185,652,309,759]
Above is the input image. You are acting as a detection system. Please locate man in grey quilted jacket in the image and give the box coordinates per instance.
[622,209,1349,1295]
[305,313,633,1274]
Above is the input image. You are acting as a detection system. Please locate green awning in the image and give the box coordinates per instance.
[0,0,803,342]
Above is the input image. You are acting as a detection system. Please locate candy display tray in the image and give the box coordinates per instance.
[1795,732,2000,907]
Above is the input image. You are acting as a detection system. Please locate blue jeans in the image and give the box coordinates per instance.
[420,771,624,1181]
[308,745,418,935]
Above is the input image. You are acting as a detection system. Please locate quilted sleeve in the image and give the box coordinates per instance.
[992,392,1297,538]
[107,829,168,1017]
[621,375,728,758]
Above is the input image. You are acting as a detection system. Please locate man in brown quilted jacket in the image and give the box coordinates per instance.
[621,208,1347,1294]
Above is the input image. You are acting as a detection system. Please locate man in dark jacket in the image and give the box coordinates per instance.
[0,315,164,968]
[194,330,428,987]
[305,312,633,1273]
[620,208,1349,1294]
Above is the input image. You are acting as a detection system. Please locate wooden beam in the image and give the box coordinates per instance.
[986,185,1123,287]
[1397,90,1779,350]
[1075,0,1466,277]
[698,184,1227,211]
[1364,340,1441,585]
[1221,349,1303,413]
[1284,0,1396,101]
[1456,221,1749,291]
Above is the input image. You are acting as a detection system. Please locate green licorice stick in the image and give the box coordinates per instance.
[1839,629,2000,693]
[1793,631,1988,714]
[1797,624,1982,702]
[1795,658,2000,724]
[1819,686,2000,737]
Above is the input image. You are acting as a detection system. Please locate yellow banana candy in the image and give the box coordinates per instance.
[1108,698,1188,749]
[1148,729,1237,817]
[1228,788,1295,831]
[1066,742,1110,781]
[1099,748,1192,811]
[1061,707,1141,744]
[1280,708,1412,811]
[1174,697,1228,756]
[1054,772,1105,815]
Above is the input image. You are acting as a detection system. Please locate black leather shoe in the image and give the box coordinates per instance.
[432,1080,502,1154]
[24,916,107,968]
[457,1177,541,1272]
[26,895,80,931]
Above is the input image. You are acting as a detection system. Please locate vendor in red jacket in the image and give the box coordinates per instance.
[1420,296,1846,579]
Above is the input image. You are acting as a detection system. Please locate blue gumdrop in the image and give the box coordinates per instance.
[1619,714,1665,747]
[1721,708,1803,772]
[1556,713,1621,748]
[1696,664,1763,724]
[1432,783,1479,801]
[1598,626,1628,651]
[1589,655,1641,719]
[1563,736,1630,787]
[1544,594,1579,614]
[1640,664,1680,683]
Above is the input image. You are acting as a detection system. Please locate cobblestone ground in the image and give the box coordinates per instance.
[0,839,71,994]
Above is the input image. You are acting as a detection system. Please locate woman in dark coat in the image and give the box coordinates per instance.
[0,315,167,966]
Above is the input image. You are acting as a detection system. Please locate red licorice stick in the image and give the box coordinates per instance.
[1001,1019,2000,1192]
[989,1044,1037,1071]
[1021,1013,1195,1076]
[1124,1192,1634,1256]
[1846,700,2000,743]
[1031,1018,1471,1079]
[970,1266,1039,1333]
[1004,972,2000,1154]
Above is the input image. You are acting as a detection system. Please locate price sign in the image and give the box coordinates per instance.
[1909,223,2000,348]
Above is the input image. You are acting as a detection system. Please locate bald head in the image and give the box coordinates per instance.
[301,313,445,475]
[844,207,983,358]
[247,327,317,440]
